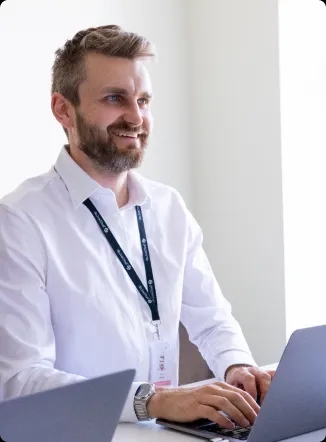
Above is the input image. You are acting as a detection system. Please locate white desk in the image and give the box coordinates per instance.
[114,423,326,442]
[113,364,326,442]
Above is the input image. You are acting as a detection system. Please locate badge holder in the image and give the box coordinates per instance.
[149,320,172,387]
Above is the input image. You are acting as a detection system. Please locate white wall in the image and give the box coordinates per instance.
[188,0,286,365]
[3,0,318,367]
[0,0,192,203]
[279,0,326,336]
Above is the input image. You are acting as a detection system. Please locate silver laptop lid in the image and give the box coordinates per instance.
[249,325,326,442]
[0,369,135,442]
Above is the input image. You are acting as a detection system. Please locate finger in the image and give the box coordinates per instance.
[235,371,258,401]
[256,372,272,403]
[213,382,260,414]
[222,390,258,425]
[198,404,235,430]
[203,387,258,425]
[267,369,275,380]
[201,394,251,428]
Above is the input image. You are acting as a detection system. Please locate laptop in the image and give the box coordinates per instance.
[157,325,326,442]
[0,368,135,442]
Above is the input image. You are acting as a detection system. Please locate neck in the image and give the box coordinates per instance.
[68,145,129,208]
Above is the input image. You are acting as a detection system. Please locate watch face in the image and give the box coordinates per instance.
[137,383,152,398]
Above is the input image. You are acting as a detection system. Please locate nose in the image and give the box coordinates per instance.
[123,102,143,127]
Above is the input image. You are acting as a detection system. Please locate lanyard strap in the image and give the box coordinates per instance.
[83,198,160,323]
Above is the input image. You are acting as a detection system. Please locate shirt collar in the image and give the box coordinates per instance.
[54,146,151,210]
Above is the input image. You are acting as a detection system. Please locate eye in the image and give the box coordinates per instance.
[106,95,123,104]
[137,97,150,107]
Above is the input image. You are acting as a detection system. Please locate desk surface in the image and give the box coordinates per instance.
[113,364,326,442]
[114,423,326,442]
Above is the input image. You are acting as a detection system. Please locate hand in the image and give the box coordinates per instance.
[225,365,275,404]
[147,382,260,430]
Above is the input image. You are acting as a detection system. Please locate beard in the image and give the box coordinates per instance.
[75,111,149,174]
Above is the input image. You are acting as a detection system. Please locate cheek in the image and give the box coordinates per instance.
[143,112,153,132]
[84,105,123,129]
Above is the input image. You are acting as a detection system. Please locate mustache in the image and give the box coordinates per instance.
[107,121,148,135]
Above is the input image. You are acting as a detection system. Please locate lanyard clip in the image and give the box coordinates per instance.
[151,320,161,340]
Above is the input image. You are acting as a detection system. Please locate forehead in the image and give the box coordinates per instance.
[81,52,152,96]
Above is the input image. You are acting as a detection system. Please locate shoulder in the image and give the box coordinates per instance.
[137,173,187,210]
[137,174,202,241]
[0,168,58,215]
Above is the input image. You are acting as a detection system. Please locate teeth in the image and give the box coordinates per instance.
[113,131,138,138]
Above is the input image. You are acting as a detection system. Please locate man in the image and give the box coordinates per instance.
[0,25,273,428]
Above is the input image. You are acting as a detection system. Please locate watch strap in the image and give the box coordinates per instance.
[134,383,156,421]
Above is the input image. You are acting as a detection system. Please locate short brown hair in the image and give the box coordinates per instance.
[51,25,155,107]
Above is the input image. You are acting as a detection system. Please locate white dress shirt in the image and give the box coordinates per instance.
[0,147,256,421]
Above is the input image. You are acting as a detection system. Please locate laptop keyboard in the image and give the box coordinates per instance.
[196,420,252,440]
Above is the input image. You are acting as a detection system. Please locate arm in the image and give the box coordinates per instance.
[180,208,257,381]
[0,204,144,422]
[0,204,86,400]
[140,198,261,428]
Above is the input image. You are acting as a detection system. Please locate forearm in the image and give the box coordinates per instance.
[181,233,257,380]
[2,363,86,400]
[182,305,256,381]
[3,363,148,423]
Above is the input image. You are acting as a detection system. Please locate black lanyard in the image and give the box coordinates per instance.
[83,198,160,326]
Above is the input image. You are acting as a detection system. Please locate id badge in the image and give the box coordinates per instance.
[149,340,172,387]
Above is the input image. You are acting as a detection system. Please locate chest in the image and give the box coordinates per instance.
[40,203,188,337]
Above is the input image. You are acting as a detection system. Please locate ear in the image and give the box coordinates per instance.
[51,93,75,132]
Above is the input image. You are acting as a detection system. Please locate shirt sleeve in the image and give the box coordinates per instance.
[180,207,257,381]
[0,203,87,399]
[0,204,140,422]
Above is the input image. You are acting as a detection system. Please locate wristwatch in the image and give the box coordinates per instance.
[133,383,156,421]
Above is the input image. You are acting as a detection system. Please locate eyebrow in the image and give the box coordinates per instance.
[100,87,152,99]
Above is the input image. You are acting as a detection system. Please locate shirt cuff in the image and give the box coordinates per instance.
[119,381,143,422]
[213,351,257,381]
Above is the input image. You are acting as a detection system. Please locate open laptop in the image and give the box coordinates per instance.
[0,368,135,442]
[157,325,326,442]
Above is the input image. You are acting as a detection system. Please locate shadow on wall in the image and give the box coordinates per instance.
[179,323,213,385]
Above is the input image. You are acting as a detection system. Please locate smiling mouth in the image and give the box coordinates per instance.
[112,131,140,138]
